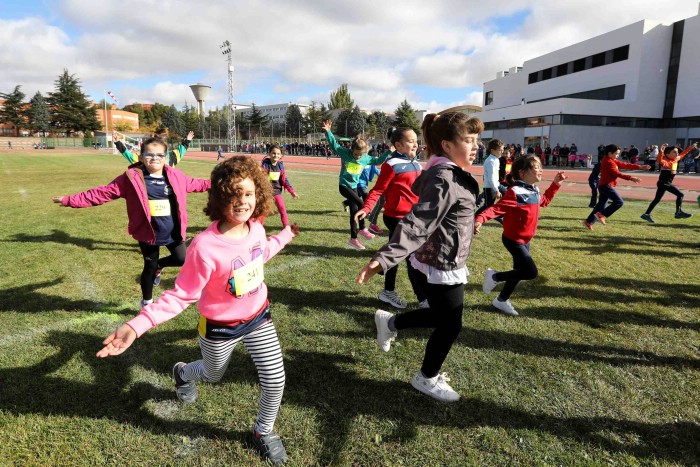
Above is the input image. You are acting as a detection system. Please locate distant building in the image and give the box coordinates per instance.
[96,108,140,131]
[238,103,310,124]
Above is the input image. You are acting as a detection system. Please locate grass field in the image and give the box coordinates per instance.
[0,152,698,466]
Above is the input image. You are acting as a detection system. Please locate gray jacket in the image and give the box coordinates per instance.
[373,159,480,273]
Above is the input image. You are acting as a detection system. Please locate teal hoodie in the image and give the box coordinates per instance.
[325,130,390,188]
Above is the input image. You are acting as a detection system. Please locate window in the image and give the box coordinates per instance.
[542,68,552,80]
[573,58,586,72]
[612,45,629,62]
[557,64,568,77]
[592,52,605,68]
[484,91,493,106]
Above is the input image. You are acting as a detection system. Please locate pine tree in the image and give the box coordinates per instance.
[304,101,325,135]
[285,104,305,138]
[161,105,185,139]
[371,111,391,140]
[393,99,421,134]
[48,70,101,135]
[0,85,26,136]
[329,83,354,110]
[347,105,366,137]
[241,104,270,139]
[334,109,353,137]
[27,91,51,136]
[181,103,200,137]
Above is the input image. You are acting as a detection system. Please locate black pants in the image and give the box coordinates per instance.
[382,215,426,301]
[493,235,538,301]
[138,240,186,300]
[339,185,365,238]
[645,181,684,214]
[475,187,499,216]
[588,179,598,206]
[393,274,464,378]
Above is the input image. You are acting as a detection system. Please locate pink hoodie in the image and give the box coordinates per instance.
[128,220,293,337]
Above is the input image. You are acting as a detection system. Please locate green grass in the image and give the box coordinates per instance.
[0,151,698,466]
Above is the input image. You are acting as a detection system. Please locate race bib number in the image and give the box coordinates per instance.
[269,171,281,181]
[505,163,512,174]
[346,162,362,175]
[231,257,264,296]
[148,199,171,217]
[672,161,678,172]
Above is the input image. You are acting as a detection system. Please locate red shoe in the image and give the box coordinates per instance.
[594,212,606,225]
[368,223,383,235]
[583,220,593,230]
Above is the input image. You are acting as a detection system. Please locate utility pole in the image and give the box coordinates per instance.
[220,40,235,152]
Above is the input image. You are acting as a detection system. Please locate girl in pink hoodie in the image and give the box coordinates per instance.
[97,156,298,465]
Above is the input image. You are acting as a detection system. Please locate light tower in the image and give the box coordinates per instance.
[189,83,211,138]
[220,40,235,152]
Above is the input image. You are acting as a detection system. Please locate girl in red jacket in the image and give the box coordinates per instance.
[52,137,211,309]
[475,156,567,316]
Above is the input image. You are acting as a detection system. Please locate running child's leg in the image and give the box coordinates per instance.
[599,186,624,218]
[493,238,538,301]
[667,184,685,212]
[158,241,187,269]
[138,242,160,301]
[273,194,289,226]
[181,334,239,383]
[339,186,364,239]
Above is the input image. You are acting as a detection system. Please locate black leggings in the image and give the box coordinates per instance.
[645,181,684,214]
[339,185,365,238]
[493,235,538,301]
[393,274,464,378]
[138,240,186,300]
[382,215,426,301]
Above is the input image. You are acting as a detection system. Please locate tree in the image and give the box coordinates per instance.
[161,105,185,140]
[284,104,305,139]
[346,105,366,137]
[0,85,26,136]
[181,103,200,137]
[27,91,50,136]
[96,99,114,110]
[48,70,101,135]
[334,109,353,137]
[370,110,391,140]
[393,99,421,134]
[304,101,324,136]
[329,83,354,110]
[240,104,270,139]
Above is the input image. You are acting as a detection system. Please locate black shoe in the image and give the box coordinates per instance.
[172,362,198,403]
[675,211,692,219]
[252,431,287,465]
[641,213,655,223]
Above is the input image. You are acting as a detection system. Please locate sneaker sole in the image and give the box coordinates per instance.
[410,379,460,402]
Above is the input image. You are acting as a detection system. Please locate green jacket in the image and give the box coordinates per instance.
[325,130,390,188]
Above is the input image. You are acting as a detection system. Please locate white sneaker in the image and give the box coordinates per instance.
[411,371,460,402]
[374,309,397,352]
[139,299,153,309]
[483,268,498,294]
[418,299,430,309]
[492,297,518,316]
[378,289,407,309]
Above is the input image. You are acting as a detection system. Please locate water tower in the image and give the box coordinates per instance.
[189,83,211,115]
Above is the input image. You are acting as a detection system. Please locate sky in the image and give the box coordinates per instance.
[1,0,698,114]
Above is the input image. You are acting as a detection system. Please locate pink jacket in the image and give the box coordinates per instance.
[62,163,210,244]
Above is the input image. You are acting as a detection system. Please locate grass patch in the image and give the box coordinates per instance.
[0,152,698,465]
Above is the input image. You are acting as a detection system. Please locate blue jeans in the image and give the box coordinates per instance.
[586,184,623,223]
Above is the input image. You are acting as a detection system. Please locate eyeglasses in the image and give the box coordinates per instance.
[143,153,166,160]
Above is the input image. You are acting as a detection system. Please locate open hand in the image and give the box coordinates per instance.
[52,196,65,204]
[96,324,137,358]
[285,223,300,237]
[187,131,195,141]
[356,260,382,284]
[354,210,367,223]
[322,120,332,132]
[630,177,641,183]
[474,221,482,235]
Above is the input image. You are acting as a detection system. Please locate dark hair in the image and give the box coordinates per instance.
[505,155,541,185]
[140,137,167,155]
[204,156,272,221]
[421,112,484,159]
[268,144,283,155]
[487,139,504,154]
[390,127,415,145]
[386,127,397,140]
[663,145,677,156]
[604,144,620,156]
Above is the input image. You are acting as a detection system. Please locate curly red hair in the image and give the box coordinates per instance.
[204,156,273,221]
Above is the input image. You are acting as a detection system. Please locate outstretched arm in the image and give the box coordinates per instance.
[96,324,137,357]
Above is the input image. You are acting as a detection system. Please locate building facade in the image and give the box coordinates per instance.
[238,103,310,125]
[476,7,700,156]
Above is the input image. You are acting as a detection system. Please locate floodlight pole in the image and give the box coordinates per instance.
[220,40,235,153]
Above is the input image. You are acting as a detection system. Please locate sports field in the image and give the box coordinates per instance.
[0,151,698,465]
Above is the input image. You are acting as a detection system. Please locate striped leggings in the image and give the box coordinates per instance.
[180,321,285,435]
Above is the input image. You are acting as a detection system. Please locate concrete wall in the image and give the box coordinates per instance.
[674,15,700,117]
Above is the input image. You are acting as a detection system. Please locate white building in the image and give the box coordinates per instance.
[238,103,310,124]
[476,6,700,156]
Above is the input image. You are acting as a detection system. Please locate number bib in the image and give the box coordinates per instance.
[346,161,362,175]
[672,161,678,172]
[231,256,264,296]
[269,171,281,181]
[148,199,171,217]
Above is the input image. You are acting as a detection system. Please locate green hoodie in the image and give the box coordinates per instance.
[325,130,391,188]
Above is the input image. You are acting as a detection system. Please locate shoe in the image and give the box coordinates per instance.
[374,309,397,352]
[341,201,349,212]
[418,299,430,309]
[483,268,498,294]
[358,228,375,240]
[153,268,163,286]
[252,431,288,465]
[588,203,596,208]
[492,297,518,316]
[410,371,460,402]
[641,213,655,223]
[675,211,692,219]
[594,212,606,225]
[582,220,593,230]
[378,289,407,309]
[139,299,153,309]
[347,238,365,250]
[368,223,383,235]
[172,362,198,403]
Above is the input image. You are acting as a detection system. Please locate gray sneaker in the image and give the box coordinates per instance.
[483,269,498,294]
[640,213,655,223]
[252,431,288,465]
[172,362,198,403]
[378,289,407,309]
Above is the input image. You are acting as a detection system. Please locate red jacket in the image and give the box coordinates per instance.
[476,181,560,244]
[62,164,210,244]
[599,157,644,187]
[361,152,422,219]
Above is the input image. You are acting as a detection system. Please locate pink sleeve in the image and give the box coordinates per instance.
[63,176,124,208]
[262,225,294,262]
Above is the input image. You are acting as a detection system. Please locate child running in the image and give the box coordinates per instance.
[96,156,299,465]
[52,137,210,308]
[355,127,426,310]
[583,144,650,229]
[323,119,390,249]
[356,112,483,402]
[261,145,298,227]
[475,156,567,316]
[475,139,504,216]
[641,144,693,222]
[113,128,194,167]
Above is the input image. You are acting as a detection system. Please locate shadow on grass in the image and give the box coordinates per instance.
[535,232,698,257]
[278,242,385,259]
[0,278,112,313]
[1,229,134,251]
